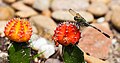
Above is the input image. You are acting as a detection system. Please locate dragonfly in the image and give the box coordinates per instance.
[69,9,110,38]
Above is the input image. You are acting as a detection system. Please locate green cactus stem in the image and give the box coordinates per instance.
[63,44,85,63]
[8,42,31,63]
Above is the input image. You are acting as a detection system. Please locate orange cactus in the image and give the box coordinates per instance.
[4,18,32,42]
[52,22,81,46]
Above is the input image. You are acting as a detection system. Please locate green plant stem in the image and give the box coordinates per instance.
[8,42,31,63]
[63,44,85,63]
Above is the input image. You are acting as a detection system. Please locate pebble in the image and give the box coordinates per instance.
[111,9,120,31]
[3,0,16,3]
[29,15,57,35]
[58,45,62,55]
[0,52,8,58]
[23,0,34,5]
[105,11,112,22]
[0,6,14,20]
[109,4,120,11]
[42,10,51,17]
[45,58,61,63]
[113,29,120,43]
[52,10,94,22]
[0,21,7,37]
[88,2,108,16]
[32,25,38,34]
[78,22,113,59]
[30,37,55,58]
[38,44,55,58]
[15,10,38,18]
[34,58,39,63]
[52,10,74,21]
[30,37,48,50]
[108,0,120,10]
[107,41,120,63]
[12,1,32,11]
[51,0,89,11]
[0,0,2,3]
[43,33,52,41]
[90,0,111,4]
[112,39,117,45]
[0,52,8,63]
[29,33,39,42]
[97,17,105,23]
[33,0,51,11]
[12,1,38,17]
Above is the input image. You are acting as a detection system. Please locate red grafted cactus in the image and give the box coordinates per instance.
[52,22,81,46]
[4,18,32,42]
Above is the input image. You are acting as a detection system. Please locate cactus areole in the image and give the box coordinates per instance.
[4,18,32,42]
[52,22,81,46]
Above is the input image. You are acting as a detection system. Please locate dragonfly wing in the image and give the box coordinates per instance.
[69,9,77,16]
[69,9,82,18]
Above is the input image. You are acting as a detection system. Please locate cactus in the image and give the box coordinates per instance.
[52,22,80,46]
[4,18,32,42]
[8,42,31,63]
[63,45,85,63]
[52,21,85,63]
[4,18,32,63]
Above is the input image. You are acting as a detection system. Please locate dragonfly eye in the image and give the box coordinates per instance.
[74,16,79,21]
[74,16,83,23]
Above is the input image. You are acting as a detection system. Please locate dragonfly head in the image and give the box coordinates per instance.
[74,16,84,23]
[74,16,80,21]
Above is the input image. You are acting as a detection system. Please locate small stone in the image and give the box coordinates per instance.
[34,58,38,63]
[43,33,52,41]
[109,4,120,11]
[42,10,51,17]
[45,58,61,63]
[29,33,39,42]
[29,15,57,35]
[90,0,111,4]
[12,1,38,17]
[3,0,16,3]
[105,11,112,22]
[32,26,38,34]
[12,1,38,18]
[15,11,38,18]
[23,0,34,5]
[108,0,120,10]
[31,37,55,58]
[0,21,7,37]
[52,10,74,21]
[0,52,8,63]
[51,0,89,11]
[111,9,120,31]
[12,1,32,11]
[97,17,105,23]
[112,39,117,45]
[78,22,113,59]
[88,2,108,16]
[30,37,48,50]
[52,10,94,22]
[33,0,51,11]
[38,44,55,58]
[0,6,14,20]
[58,45,62,55]
[0,52,8,58]
[0,0,2,3]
